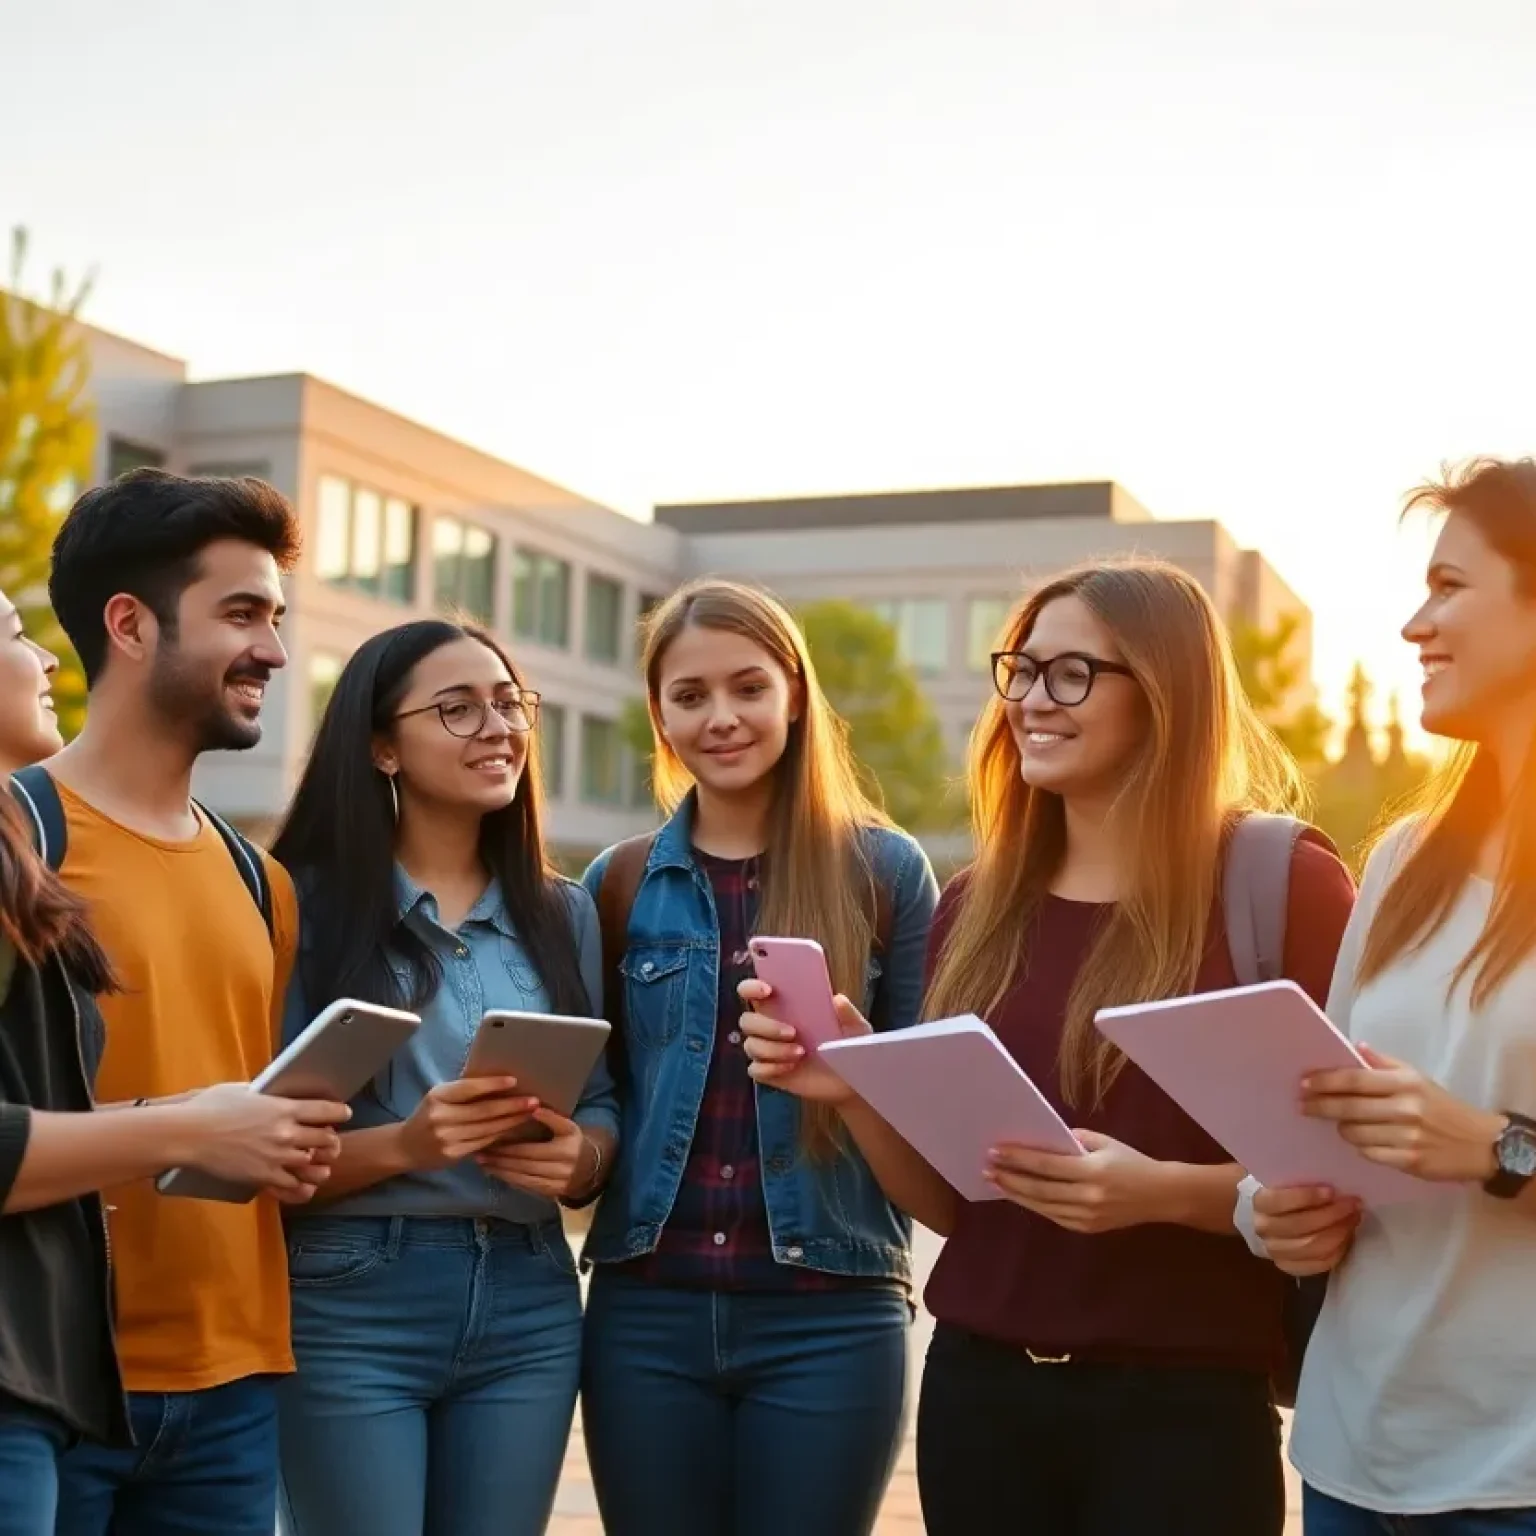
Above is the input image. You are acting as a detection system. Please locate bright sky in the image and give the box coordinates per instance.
[8,0,1533,741]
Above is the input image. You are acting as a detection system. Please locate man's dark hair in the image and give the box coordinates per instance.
[49,469,302,683]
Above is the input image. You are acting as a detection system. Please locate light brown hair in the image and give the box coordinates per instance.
[642,578,891,1154]
[1359,458,1536,1004]
[924,559,1306,1107]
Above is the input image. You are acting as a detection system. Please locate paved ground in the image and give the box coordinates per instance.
[548,1225,1303,1533]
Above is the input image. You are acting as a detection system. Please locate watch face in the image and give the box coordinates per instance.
[1500,1125,1536,1179]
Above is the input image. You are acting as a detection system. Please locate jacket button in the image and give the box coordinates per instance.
[785,1245,804,1261]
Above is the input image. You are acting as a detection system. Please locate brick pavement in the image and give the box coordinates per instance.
[547,1224,1303,1533]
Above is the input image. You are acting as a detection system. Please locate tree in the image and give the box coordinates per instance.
[0,229,95,739]
[1311,664,1432,869]
[797,600,961,831]
[1230,612,1331,773]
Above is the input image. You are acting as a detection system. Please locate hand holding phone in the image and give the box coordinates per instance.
[745,937,844,1054]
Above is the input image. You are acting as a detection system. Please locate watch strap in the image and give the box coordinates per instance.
[1484,1110,1536,1199]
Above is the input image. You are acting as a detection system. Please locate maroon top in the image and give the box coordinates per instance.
[923,839,1356,1373]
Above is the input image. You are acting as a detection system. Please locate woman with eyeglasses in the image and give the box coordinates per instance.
[743,559,1356,1536]
[268,619,617,1536]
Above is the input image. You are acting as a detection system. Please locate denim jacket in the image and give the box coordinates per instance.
[579,800,940,1285]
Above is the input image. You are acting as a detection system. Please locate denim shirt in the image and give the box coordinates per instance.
[579,802,940,1285]
[282,868,618,1225]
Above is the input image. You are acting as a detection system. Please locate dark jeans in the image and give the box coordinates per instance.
[917,1323,1286,1536]
[55,1375,278,1536]
[1304,1486,1536,1534]
[0,1399,71,1536]
[581,1270,910,1536]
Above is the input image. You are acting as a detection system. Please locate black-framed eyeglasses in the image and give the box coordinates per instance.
[394,692,542,738]
[991,651,1135,707]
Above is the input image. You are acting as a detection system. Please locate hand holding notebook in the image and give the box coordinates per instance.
[819,1015,1082,1201]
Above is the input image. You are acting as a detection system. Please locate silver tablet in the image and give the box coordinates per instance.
[155,997,421,1203]
[462,1010,611,1145]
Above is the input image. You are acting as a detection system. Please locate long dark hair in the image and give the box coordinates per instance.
[0,795,118,994]
[271,620,589,1018]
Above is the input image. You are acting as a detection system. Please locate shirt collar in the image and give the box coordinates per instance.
[392,865,518,940]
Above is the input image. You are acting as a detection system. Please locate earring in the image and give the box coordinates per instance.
[380,770,400,823]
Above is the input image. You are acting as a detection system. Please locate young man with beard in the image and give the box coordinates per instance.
[31,470,350,1536]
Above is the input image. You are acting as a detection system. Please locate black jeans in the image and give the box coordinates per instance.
[917,1324,1286,1536]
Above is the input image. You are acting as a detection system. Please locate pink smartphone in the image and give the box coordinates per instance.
[747,936,844,1053]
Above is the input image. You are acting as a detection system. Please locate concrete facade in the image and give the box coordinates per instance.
[72,319,1313,868]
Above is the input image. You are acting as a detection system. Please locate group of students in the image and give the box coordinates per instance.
[0,457,1533,1536]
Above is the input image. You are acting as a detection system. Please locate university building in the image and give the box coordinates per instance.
[79,319,1314,868]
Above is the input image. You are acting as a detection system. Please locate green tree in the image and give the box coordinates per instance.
[798,600,961,831]
[619,696,654,804]
[1230,612,1331,773]
[0,229,95,739]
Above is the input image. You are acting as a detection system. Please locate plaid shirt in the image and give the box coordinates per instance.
[624,851,874,1293]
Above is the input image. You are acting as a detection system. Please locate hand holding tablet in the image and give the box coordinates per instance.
[1094,980,1448,1206]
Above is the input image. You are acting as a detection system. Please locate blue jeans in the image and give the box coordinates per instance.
[54,1376,278,1536]
[581,1271,911,1536]
[276,1214,582,1536]
[1305,1486,1536,1534]
[0,1400,71,1536]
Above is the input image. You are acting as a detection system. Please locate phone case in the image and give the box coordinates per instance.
[747,937,843,1053]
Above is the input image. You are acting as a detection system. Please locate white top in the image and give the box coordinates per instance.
[1255,823,1536,1514]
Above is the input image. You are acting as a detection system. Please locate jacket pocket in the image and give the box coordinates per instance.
[618,946,691,1049]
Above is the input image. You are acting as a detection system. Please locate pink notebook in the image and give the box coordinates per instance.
[819,1015,1082,1202]
[1094,980,1441,1206]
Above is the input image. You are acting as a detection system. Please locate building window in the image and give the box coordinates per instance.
[869,598,949,675]
[585,574,624,665]
[315,474,417,603]
[309,652,344,735]
[966,596,1013,673]
[540,702,567,799]
[106,436,166,478]
[580,715,624,805]
[512,548,571,648]
[433,515,497,623]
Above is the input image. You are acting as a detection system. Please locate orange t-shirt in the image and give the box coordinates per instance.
[54,779,299,1393]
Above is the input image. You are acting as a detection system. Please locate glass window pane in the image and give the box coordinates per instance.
[512,549,537,639]
[967,597,1012,672]
[908,599,949,674]
[383,498,416,602]
[540,702,566,798]
[351,489,383,595]
[316,477,351,582]
[580,715,622,804]
[585,574,623,664]
[540,557,571,648]
[433,515,464,610]
[463,527,495,624]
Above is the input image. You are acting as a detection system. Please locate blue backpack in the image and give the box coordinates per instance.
[7,764,274,943]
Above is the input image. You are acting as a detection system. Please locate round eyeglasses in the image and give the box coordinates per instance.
[991,652,1134,707]
[394,692,541,738]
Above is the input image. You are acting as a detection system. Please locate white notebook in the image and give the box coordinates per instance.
[820,1014,1082,1202]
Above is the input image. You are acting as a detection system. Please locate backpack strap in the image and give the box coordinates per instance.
[195,800,274,942]
[597,833,656,1030]
[1222,812,1340,984]
[8,765,68,871]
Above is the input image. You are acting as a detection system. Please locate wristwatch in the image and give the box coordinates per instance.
[1483,1111,1536,1199]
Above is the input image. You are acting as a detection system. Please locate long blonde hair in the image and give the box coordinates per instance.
[642,578,892,1154]
[1359,458,1536,1005]
[924,559,1306,1108]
